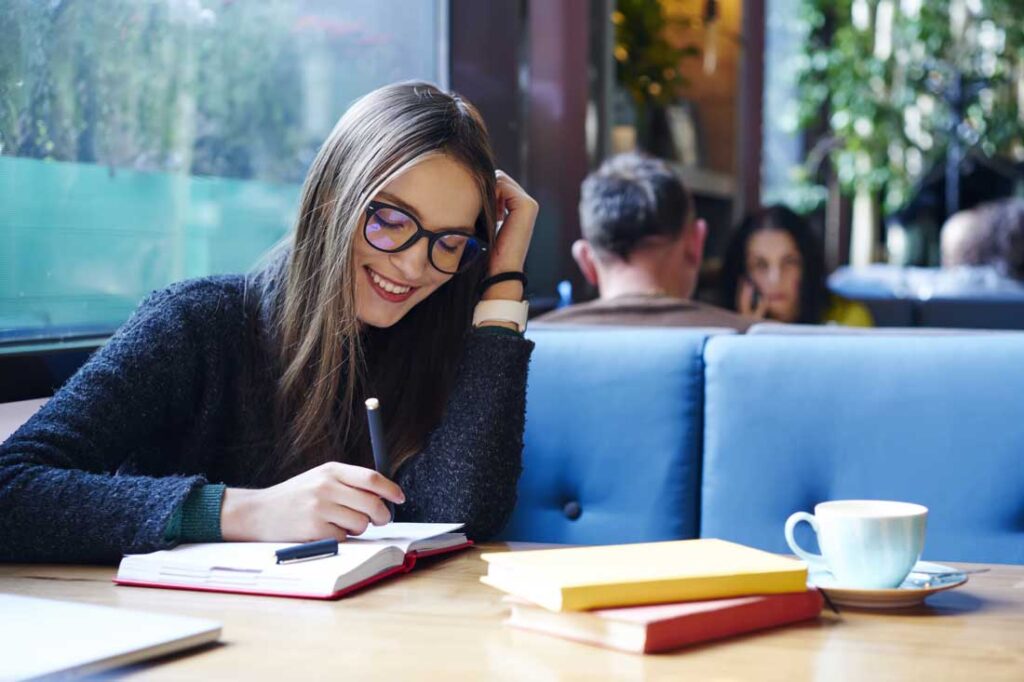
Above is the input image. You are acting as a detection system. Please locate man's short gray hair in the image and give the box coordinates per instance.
[578,152,693,259]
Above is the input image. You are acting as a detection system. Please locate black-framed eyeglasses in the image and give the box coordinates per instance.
[363,200,488,275]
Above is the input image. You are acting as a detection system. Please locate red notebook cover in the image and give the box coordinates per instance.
[115,541,472,601]
[507,589,824,653]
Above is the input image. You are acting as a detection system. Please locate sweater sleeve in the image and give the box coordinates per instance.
[163,484,226,543]
[393,328,533,541]
[0,286,213,563]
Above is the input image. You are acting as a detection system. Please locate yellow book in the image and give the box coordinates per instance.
[480,539,807,612]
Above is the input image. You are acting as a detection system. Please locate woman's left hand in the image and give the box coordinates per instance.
[488,170,538,277]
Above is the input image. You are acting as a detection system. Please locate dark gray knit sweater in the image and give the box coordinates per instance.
[0,276,533,563]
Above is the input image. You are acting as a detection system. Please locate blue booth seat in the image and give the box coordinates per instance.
[700,335,1024,564]
[918,296,1024,330]
[830,264,1024,329]
[498,327,734,544]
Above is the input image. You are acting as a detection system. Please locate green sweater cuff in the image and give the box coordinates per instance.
[163,484,226,543]
[474,325,524,338]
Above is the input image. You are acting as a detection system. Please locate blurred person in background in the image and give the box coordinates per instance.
[941,198,1024,281]
[537,153,752,330]
[720,205,873,327]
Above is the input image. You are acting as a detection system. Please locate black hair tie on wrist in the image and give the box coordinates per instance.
[478,271,528,295]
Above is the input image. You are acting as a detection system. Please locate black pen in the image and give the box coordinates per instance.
[364,397,395,521]
[274,538,339,565]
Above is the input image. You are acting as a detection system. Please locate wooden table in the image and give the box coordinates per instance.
[2,545,1022,680]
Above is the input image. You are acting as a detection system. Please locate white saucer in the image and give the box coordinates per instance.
[809,561,969,609]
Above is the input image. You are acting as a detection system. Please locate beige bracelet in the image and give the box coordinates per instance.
[472,299,529,333]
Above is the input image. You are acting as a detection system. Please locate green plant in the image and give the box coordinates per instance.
[794,0,1024,213]
[613,0,699,107]
[612,0,700,149]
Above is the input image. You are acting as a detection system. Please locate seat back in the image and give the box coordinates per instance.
[701,334,1024,563]
[918,297,1024,330]
[499,327,727,544]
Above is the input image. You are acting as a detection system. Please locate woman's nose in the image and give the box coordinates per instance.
[388,238,431,281]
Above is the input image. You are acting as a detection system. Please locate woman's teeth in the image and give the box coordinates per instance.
[369,269,412,294]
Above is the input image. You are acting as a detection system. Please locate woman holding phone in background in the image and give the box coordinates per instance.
[0,82,537,562]
[719,205,873,327]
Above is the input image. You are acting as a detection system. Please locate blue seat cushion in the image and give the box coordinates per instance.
[500,327,723,544]
[918,297,1024,330]
[701,335,1024,564]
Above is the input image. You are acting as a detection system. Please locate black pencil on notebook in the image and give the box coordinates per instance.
[364,397,395,521]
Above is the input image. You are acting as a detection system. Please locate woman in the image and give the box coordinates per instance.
[719,205,872,326]
[0,82,538,562]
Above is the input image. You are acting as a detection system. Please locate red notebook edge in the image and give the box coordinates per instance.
[643,589,825,653]
[113,540,473,601]
[506,589,825,655]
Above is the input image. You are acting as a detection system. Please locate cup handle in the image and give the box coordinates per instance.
[785,511,825,568]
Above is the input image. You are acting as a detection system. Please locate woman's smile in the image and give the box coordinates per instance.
[365,266,418,303]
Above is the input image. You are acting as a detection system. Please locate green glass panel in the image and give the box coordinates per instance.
[0,156,297,334]
[0,1,445,347]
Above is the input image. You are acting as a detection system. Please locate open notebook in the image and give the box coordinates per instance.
[116,523,469,600]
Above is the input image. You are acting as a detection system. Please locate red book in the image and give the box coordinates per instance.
[505,589,824,654]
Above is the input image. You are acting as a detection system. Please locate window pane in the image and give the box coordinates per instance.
[760,0,820,211]
[0,0,445,345]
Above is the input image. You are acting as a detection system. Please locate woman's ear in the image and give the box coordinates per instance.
[571,239,600,286]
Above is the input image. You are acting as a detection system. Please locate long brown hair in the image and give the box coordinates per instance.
[255,82,497,483]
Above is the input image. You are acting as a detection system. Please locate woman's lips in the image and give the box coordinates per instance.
[365,266,417,303]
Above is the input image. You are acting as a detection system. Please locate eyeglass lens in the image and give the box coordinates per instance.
[365,205,482,274]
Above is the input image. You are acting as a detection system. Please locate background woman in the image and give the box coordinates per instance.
[719,205,872,326]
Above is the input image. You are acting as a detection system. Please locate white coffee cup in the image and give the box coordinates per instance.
[785,500,928,589]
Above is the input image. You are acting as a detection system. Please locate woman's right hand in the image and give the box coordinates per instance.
[220,462,406,542]
[737,277,769,319]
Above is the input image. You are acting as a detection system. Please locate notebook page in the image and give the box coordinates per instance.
[118,523,465,595]
[348,522,465,553]
[119,542,399,594]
